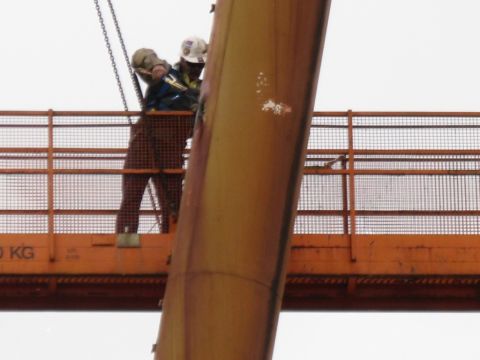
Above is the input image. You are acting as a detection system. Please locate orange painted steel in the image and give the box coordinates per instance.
[47,109,55,261]
[0,234,171,274]
[6,109,480,117]
[2,233,480,277]
[2,234,480,310]
[347,110,357,261]
[4,168,480,176]
[0,109,479,311]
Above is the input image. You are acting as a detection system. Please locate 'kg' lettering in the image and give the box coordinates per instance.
[10,246,34,260]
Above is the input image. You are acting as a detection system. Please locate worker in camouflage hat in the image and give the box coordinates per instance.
[116,36,208,234]
[132,36,207,111]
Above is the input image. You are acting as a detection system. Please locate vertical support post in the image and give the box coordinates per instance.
[347,110,357,261]
[47,109,55,262]
[341,156,349,234]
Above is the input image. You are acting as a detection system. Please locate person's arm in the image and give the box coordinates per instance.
[131,48,170,85]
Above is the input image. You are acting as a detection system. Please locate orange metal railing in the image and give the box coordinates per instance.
[304,111,480,238]
[0,110,479,239]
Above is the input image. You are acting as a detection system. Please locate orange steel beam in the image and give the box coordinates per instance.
[3,233,480,277]
[3,274,480,311]
[5,273,480,311]
[155,1,331,359]
[2,234,480,311]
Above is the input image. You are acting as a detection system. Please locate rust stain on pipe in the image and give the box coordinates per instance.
[155,1,331,359]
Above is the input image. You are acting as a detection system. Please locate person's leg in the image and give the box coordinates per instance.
[148,115,195,233]
[154,118,188,232]
[116,174,149,233]
[167,117,194,221]
[152,175,171,233]
[164,147,184,222]
[116,122,152,233]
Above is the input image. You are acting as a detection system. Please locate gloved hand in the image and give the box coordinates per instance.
[151,64,168,82]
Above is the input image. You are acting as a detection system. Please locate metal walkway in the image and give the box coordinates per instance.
[0,110,479,310]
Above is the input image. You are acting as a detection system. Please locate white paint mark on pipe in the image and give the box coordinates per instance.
[262,99,292,116]
[255,71,291,116]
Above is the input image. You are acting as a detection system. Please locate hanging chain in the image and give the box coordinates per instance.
[103,0,182,232]
[106,0,145,110]
[93,0,162,232]
[93,0,131,115]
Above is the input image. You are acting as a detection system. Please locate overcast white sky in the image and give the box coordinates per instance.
[1,0,480,359]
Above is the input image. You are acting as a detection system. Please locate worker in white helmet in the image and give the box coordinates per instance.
[116,36,208,234]
[132,36,207,111]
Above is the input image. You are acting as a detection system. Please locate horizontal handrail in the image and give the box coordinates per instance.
[1,109,480,117]
[313,111,480,117]
[0,209,477,217]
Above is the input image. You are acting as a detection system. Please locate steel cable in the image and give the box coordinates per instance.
[93,0,162,232]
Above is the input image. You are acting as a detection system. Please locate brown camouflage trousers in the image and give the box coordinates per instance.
[116,115,194,233]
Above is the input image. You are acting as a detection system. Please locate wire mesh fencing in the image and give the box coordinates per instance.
[0,111,478,235]
[296,112,480,234]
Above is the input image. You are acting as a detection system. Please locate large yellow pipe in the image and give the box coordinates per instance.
[155,1,331,359]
